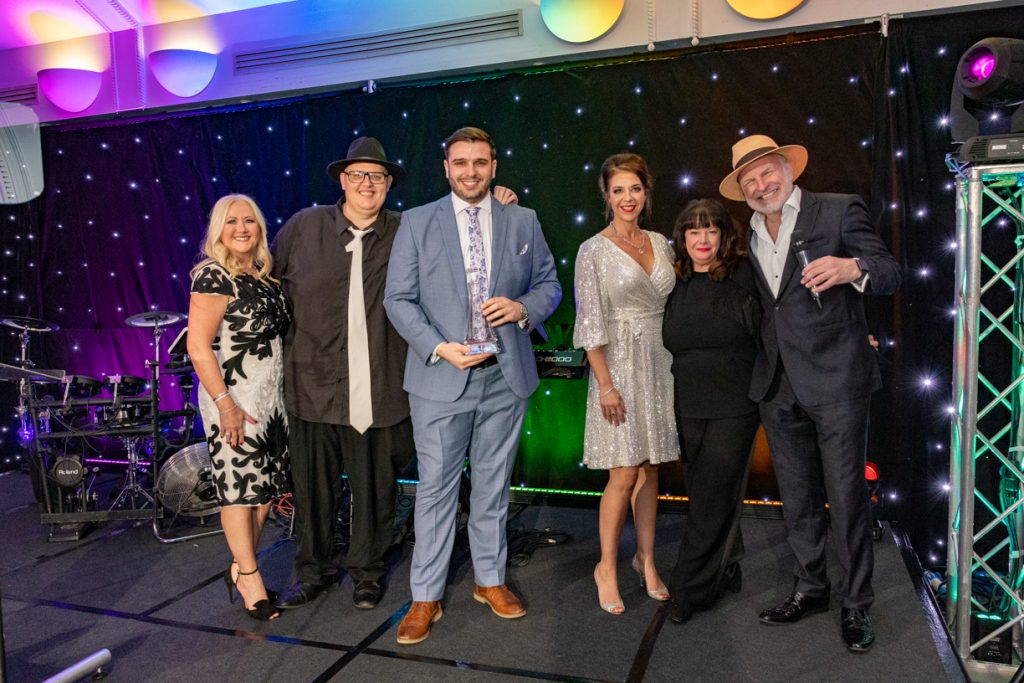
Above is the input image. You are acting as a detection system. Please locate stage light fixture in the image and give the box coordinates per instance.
[956,38,1024,106]
[950,37,1024,160]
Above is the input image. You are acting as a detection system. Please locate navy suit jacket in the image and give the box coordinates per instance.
[383,194,561,402]
[749,190,901,406]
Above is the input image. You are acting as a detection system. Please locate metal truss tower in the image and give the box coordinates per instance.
[948,158,1024,676]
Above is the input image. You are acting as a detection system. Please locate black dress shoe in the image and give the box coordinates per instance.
[721,563,743,595]
[274,581,328,609]
[353,580,383,609]
[758,591,830,624]
[666,598,693,624]
[841,608,874,653]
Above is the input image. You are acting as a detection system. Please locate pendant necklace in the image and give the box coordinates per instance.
[611,225,645,254]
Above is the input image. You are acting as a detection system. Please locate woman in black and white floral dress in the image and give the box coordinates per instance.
[187,193,290,621]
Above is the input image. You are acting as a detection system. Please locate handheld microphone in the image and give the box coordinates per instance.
[790,228,822,310]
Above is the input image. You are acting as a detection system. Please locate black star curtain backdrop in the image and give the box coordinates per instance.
[2,5,1020,563]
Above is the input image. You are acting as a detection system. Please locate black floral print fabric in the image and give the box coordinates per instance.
[191,263,290,505]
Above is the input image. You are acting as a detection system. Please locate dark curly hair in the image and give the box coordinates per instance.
[672,198,747,282]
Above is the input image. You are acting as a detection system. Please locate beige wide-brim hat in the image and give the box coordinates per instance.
[718,134,808,202]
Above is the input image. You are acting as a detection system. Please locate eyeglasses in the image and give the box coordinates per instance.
[342,170,389,184]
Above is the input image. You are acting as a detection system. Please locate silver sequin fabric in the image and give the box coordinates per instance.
[572,232,680,469]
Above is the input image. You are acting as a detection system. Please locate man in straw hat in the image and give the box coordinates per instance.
[719,134,901,653]
[272,136,519,611]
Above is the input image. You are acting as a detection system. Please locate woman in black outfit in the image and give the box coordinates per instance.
[662,198,761,624]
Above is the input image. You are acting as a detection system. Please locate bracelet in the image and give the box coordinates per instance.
[212,391,231,403]
[600,386,616,397]
[219,404,240,414]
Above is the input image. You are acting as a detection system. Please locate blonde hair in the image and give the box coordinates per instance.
[190,194,274,281]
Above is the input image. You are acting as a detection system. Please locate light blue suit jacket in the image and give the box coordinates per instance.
[384,194,561,402]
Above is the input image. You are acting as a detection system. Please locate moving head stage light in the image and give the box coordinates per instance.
[950,37,1024,163]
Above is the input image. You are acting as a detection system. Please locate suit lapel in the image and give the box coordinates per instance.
[489,199,509,290]
[438,196,469,311]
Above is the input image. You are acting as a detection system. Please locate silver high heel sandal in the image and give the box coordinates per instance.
[594,564,625,615]
[632,555,670,601]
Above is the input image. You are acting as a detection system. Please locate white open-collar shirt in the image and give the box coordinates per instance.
[749,186,802,298]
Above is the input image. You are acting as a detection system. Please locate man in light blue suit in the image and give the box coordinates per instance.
[384,126,561,645]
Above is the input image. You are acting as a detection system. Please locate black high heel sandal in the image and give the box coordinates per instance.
[223,566,238,604]
[229,566,281,621]
[225,561,277,603]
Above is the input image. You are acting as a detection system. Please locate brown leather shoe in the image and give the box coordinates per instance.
[473,584,526,619]
[396,601,442,645]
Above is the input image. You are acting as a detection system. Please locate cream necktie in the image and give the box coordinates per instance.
[346,227,373,433]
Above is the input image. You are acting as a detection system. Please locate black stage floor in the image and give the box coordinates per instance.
[0,470,963,682]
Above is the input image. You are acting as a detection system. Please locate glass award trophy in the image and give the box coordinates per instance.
[464,268,500,355]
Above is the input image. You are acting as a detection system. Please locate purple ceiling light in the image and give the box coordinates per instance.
[37,67,102,112]
[148,48,218,98]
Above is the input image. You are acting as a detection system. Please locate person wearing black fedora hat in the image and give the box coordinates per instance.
[271,135,413,611]
[271,136,520,612]
[324,136,408,189]
[720,134,901,653]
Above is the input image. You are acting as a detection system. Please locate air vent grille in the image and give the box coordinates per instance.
[0,84,38,105]
[234,10,522,73]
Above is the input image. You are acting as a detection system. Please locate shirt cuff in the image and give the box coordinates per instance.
[429,343,443,365]
[851,258,869,293]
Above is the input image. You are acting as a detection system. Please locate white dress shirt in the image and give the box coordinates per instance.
[451,193,493,279]
[430,193,495,363]
[749,186,802,299]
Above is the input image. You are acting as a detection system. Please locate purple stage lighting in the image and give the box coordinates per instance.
[956,38,1024,104]
[969,50,996,82]
[950,37,1024,141]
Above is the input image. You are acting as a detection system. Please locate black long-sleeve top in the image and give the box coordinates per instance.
[662,258,761,419]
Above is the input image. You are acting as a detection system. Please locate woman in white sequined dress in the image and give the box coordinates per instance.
[573,153,679,615]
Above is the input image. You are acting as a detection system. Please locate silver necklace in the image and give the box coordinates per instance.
[611,225,645,254]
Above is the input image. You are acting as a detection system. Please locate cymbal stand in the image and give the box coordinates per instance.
[174,371,197,446]
[109,437,154,511]
[14,326,34,445]
[11,326,57,526]
[147,324,164,507]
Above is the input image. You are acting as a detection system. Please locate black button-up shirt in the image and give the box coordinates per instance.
[271,201,409,427]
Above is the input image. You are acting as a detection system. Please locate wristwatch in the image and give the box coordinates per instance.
[517,301,529,329]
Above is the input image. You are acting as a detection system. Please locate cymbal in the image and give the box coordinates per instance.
[125,310,186,328]
[0,315,59,332]
[0,362,65,382]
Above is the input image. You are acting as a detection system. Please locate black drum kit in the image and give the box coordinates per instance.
[1,311,221,542]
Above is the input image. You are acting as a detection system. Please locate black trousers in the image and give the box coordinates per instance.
[288,414,414,585]
[760,369,874,610]
[668,411,760,608]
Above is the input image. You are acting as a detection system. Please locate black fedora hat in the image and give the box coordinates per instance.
[326,136,406,187]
